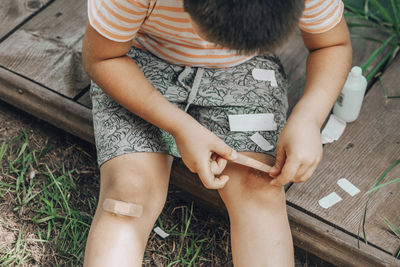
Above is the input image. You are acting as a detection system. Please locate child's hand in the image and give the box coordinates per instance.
[269,117,323,186]
[173,122,237,189]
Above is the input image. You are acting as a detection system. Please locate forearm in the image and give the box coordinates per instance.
[290,42,352,127]
[86,56,196,135]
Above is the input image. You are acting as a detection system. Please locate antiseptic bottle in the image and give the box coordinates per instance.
[333,66,367,122]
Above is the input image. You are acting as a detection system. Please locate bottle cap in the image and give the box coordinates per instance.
[351,66,362,76]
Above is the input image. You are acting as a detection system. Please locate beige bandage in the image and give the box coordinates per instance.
[103,198,143,218]
[232,153,272,173]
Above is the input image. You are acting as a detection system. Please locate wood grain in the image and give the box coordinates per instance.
[0,0,51,40]
[0,0,89,99]
[76,89,92,109]
[0,66,93,143]
[286,56,400,255]
[288,206,399,267]
[379,56,400,97]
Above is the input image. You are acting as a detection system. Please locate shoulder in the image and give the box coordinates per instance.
[299,0,344,34]
[88,0,151,42]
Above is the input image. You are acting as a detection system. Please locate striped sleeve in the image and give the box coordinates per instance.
[88,0,149,42]
[299,0,344,34]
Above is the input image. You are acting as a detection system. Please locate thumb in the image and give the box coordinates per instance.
[212,140,237,161]
[270,144,285,176]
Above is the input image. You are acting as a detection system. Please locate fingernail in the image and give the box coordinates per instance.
[230,150,238,160]
[270,166,277,173]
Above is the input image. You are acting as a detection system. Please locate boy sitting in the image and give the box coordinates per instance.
[82,0,352,266]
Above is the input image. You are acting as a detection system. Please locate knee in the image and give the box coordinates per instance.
[219,165,286,210]
[99,166,168,220]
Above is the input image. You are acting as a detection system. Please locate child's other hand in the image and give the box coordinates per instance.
[173,122,237,189]
[269,117,323,186]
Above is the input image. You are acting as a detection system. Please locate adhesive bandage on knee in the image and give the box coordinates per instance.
[103,198,143,218]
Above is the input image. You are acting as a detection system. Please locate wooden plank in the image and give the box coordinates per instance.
[286,57,400,255]
[0,0,89,99]
[276,32,308,110]
[379,56,400,97]
[0,66,93,143]
[0,0,52,40]
[287,206,399,267]
[76,89,92,109]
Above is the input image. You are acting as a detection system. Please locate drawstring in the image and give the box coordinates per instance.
[177,67,205,112]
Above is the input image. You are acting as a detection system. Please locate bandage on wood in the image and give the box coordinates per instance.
[231,153,272,173]
[103,198,143,218]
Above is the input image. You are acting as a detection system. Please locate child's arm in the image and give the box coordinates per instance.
[82,23,237,189]
[269,18,352,186]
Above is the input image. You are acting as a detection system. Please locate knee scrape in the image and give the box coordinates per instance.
[103,198,143,218]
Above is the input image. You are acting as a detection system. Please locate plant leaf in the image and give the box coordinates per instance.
[382,217,400,238]
[369,0,395,24]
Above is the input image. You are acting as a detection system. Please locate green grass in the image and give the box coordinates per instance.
[0,131,220,266]
[0,131,93,265]
[163,204,211,266]
[344,0,400,82]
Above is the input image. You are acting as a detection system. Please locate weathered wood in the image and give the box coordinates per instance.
[76,89,92,109]
[0,0,90,99]
[286,56,400,255]
[276,32,308,110]
[379,55,400,97]
[0,0,51,40]
[287,205,399,267]
[0,66,93,143]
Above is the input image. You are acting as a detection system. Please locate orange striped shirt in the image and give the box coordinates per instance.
[88,0,344,67]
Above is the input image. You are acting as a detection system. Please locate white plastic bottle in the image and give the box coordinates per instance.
[333,66,367,123]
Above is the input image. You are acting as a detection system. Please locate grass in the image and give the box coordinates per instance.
[0,130,93,265]
[344,0,400,82]
[0,130,232,266]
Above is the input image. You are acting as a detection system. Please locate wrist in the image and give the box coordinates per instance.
[167,111,199,138]
[290,93,333,128]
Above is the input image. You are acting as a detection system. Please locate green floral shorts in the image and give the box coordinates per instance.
[90,48,288,167]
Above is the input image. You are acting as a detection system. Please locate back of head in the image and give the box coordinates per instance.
[184,0,305,55]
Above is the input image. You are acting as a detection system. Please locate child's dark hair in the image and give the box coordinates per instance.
[183,0,305,55]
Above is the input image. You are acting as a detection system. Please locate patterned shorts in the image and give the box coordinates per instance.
[90,48,288,167]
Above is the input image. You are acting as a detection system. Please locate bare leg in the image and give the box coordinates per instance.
[218,152,294,267]
[84,152,173,267]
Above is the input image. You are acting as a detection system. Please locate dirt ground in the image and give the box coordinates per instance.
[0,100,334,266]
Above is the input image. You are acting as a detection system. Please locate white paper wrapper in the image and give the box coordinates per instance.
[153,226,169,238]
[321,114,346,144]
[249,132,274,151]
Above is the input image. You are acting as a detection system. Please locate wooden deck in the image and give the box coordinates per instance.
[0,1,399,265]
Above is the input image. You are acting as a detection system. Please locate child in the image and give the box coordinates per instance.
[82,0,352,266]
